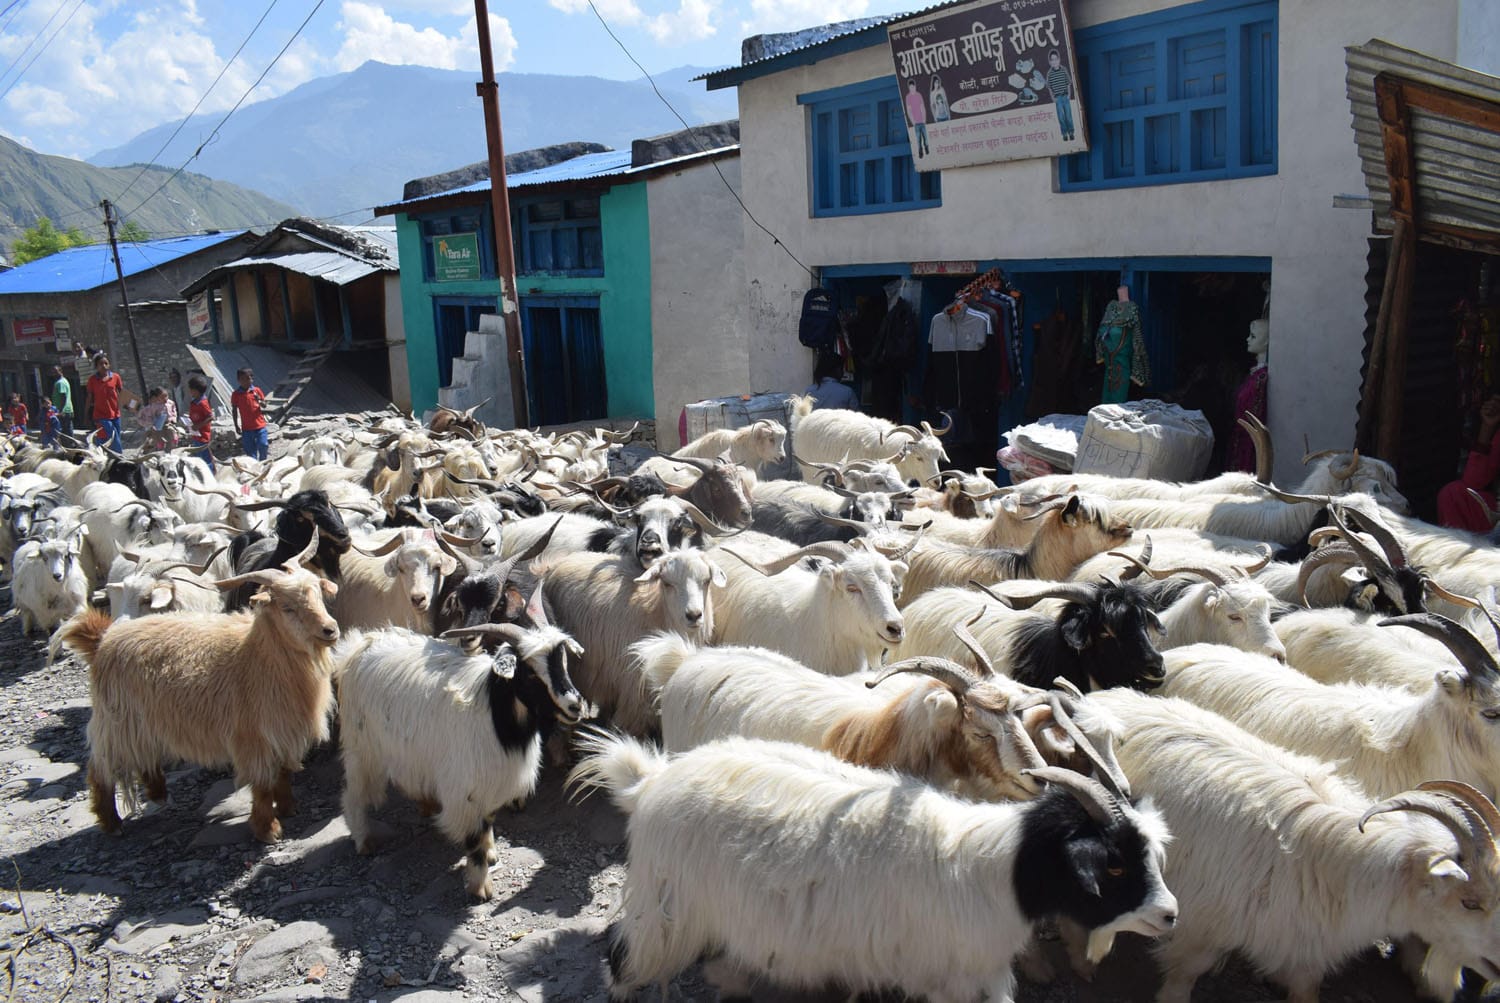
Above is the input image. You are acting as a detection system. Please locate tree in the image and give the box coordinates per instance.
[118,220,150,243]
[10,217,92,265]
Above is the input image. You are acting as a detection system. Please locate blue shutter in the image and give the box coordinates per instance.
[566,307,607,421]
[803,76,942,217]
[1241,18,1276,166]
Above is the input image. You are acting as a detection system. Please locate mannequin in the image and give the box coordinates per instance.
[1228,318,1270,474]
[1095,284,1149,403]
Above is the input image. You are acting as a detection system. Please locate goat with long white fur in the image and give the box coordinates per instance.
[1159,618,1500,800]
[329,528,461,632]
[673,419,786,471]
[710,538,909,675]
[537,549,726,737]
[571,732,1177,1003]
[789,393,952,485]
[1091,686,1500,1003]
[12,525,88,635]
[76,482,184,588]
[638,629,1124,803]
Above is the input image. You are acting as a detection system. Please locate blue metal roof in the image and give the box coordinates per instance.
[0,231,248,296]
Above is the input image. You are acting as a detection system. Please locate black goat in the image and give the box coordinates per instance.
[227,490,351,609]
[748,498,861,547]
[102,457,149,500]
[435,517,562,645]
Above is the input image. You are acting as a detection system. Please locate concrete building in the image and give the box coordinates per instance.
[0,231,254,415]
[376,129,744,440]
[701,0,1500,484]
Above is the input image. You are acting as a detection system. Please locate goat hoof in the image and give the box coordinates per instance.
[486,846,500,865]
[277,801,299,818]
[253,819,283,844]
[469,878,495,901]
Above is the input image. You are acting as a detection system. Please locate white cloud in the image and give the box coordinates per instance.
[333,1,515,72]
[644,0,717,44]
[741,0,870,34]
[548,0,644,23]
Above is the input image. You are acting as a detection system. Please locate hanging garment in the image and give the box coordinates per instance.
[928,309,989,352]
[1095,300,1150,404]
[1226,364,1268,474]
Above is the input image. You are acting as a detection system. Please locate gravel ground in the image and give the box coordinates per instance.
[0,575,1473,1003]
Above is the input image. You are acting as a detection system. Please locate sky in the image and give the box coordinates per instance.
[0,0,919,160]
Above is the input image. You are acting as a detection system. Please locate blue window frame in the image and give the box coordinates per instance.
[1060,0,1276,191]
[513,197,604,276]
[521,296,607,424]
[800,76,941,217]
[418,211,495,282]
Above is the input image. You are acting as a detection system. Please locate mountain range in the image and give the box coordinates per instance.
[89,62,738,219]
[0,134,298,256]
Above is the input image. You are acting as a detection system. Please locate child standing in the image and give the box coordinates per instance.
[187,375,215,472]
[6,393,27,438]
[137,387,179,451]
[231,367,268,461]
[39,399,61,447]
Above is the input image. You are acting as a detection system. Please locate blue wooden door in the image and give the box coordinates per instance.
[522,296,606,425]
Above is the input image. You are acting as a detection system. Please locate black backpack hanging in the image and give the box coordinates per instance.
[797,287,839,352]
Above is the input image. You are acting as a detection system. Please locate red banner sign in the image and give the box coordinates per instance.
[12,318,54,344]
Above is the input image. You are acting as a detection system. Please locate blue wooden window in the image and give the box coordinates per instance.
[522,296,607,424]
[801,76,941,217]
[513,197,604,276]
[418,212,494,281]
[1060,0,1276,191]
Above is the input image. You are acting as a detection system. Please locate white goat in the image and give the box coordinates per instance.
[330,529,458,632]
[538,549,726,737]
[1092,687,1500,1003]
[673,419,786,471]
[12,526,88,635]
[789,394,951,485]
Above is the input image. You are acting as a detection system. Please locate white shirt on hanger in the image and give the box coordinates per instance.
[929,309,989,352]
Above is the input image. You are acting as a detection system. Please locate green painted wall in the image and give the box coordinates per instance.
[392,211,498,415]
[394,181,654,420]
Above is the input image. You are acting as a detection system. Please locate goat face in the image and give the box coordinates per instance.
[626,498,699,567]
[1059,584,1166,690]
[842,491,896,527]
[636,551,727,637]
[510,626,588,724]
[1014,789,1176,952]
[894,434,947,485]
[146,455,186,501]
[752,421,787,465]
[29,537,77,583]
[826,551,906,646]
[448,507,501,555]
[300,437,343,468]
[276,491,352,574]
[386,541,457,613]
[251,569,340,647]
[1199,582,1285,662]
[691,461,754,529]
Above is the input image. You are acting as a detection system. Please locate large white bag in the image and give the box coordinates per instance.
[1073,400,1214,482]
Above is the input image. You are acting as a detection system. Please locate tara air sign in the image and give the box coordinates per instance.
[435,232,482,282]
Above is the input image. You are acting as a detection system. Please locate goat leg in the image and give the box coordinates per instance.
[141,767,167,805]
[249,783,282,843]
[273,768,298,818]
[463,826,496,900]
[88,763,122,834]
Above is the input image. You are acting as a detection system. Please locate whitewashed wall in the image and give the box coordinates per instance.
[384,274,412,411]
[732,0,1464,483]
[648,157,751,449]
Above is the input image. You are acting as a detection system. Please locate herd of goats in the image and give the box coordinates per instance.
[5,394,1500,1003]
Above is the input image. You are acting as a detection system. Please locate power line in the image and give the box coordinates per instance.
[125,0,327,219]
[0,0,63,88]
[0,0,81,104]
[582,0,815,282]
[0,1,29,36]
[113,0,282,207]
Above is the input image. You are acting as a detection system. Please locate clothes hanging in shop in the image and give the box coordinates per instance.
[1095,299,1150,403]
[1226,364,1268,474]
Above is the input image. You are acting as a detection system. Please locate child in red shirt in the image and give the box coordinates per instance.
[7,393,27,437]
[231,367,269,461]
[187,375,216,472]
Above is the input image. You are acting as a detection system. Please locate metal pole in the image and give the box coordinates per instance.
[100,199,148,397]
[474,0,529,427]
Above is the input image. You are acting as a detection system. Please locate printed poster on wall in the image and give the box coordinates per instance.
[886,0,1088,172]
[187,290,213,340]
[434,232,481,282]
[11,318,53,345]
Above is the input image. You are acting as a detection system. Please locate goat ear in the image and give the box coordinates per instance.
[384,552,402,577]
[1064,839,1105,897]
[1436,669,1468,697]
[634,564,662,584]
[1061,496,1082,524]
[438,554,458,576]
[249,589,272,607]
[320,579,338,599]
[708,561,728,588]
[921,688,961,725]
[1427,854,1470,883]
[890,560,909,584]
[1203,589,1221,613]
[149,585,174,610]
[1061,608,1092,651]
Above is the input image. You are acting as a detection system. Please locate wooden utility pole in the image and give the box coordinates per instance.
[100,199,148,397]
[473,0,529,427]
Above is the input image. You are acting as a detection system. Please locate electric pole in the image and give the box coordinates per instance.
[100,199,148,397]
[474,0,529,428]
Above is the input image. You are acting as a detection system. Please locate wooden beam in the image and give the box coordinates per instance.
[1376,218,1418,463]
[1356,221,1409,452]
[1374,73,1417,224]
[312,277,328,345]
[339,286,354,348]
[1399,76,1500,135]
[228,277,242,343]
[279,270,295,341]
[253,272,268,339]
[1418,220,1500,255]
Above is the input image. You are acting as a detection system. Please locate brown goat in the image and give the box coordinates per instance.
[57,548,340,843]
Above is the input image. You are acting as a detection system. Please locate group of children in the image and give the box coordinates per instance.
[6,362,269,471]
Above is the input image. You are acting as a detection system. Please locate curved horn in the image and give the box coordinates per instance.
[720,542,850,577]
[1112,536,1154,581]
[1380,613,1500,684]
[489,515,567,587]
[1022,767,1121,825]
[1046,693,1131,800]
[154,545,229,578]
[524,581,551,629]
[678,499,733,535]
[212,568,284,591]
[1418,780,1500,844]
[1338,506,1408,571]
[286,527,322,570]
[1296,543,1363,606]
[186,483,239,500]
[971,579,1096,610]
[460,397,493,419]
[234,498,292,512]
[1326,507,1399,593]
[1238,413,1274,485]
[1330,449,1361,481]
[954,608,994,676]
[440,530,485,548]
[350,535,405,558]
[441,623,529,648]
[601,421,639,444]
[1359,791,1489,869]
[1106,546,1228,587]
[1261,483,1336,507]
[444,469,505,491]
[815,510,868,531]
[872,522,926,561]
[865,656,979,697]
[1239,544,1274,575]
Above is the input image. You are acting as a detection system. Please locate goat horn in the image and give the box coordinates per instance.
[441,623,529,648]
[1301,448,1341,464]
[721,542,849,577]
[1107,547,1228,587]
[1467,488,1500,527]
[154,545,229,578]
[440,530,484,548]
[1113,536,1153,580]
[212,569,284,591]
[1359,791,1492,870]
[1379,613,1500,685]
[1022,767,1122,825]
[444,470,504,490]
[186,483,239,500]
[235,498,291,512]
[1330,449,1361,481]
[830,484,861,499]
[1260,484,1335,507]
[1052,676,1087,701]
[866,656,979,697]
[1295,543,1363,607]
[815,510,868,531]
[1417,781,1500,844]
[926,412,954,437]
[872,522,926,561]
[1340,507,1408,571]
[971,579,1095,610]
[523,581,551,629]
[954,608,994,676]
[678,499,734,535]
[490,515,566,587]
[285,527,322,571]
[1240,545,1274,575]
[350,535,404,558]
[460,397,493,419]
[1237,414,1274,485]
[1046,693,1131,800]
[1326,506,1400,595]
[1425,579,1482,612]
[601,422,639,444]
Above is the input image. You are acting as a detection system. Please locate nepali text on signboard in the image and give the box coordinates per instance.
[12,318,54,345]
[187,290,213,340]
[912,260,979,276]
[53,318,71,353]
[886,0,1087,172]
[435,232,482,282]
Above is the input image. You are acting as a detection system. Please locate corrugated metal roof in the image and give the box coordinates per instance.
[1347,38,1500,240]
[0,231,249,297]
[375,144,739,214]
[218,251,387,286]
[182,223,400,296]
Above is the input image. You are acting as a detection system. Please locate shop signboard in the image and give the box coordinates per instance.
[53,318,71,353]
[187,290,213,340]
[12,317,53,345]
[434,232,482,282]
[886,0,1088,172]
[912,260,979,276]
